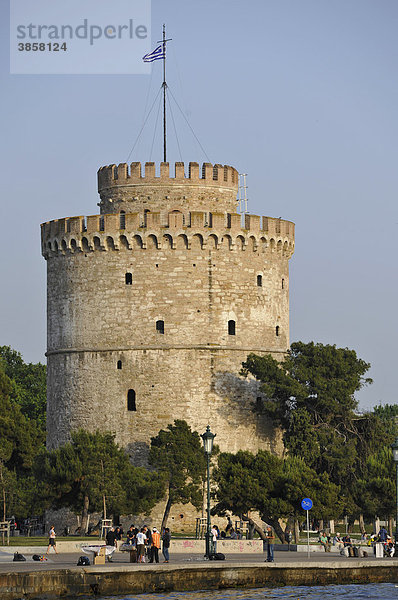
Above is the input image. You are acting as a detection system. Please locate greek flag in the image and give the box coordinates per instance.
[142,45,165,62]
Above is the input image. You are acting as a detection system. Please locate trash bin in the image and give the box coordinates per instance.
[375,543,383,558]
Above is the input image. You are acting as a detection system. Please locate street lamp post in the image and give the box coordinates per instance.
[201,425,216,559]
[391,437,398,556]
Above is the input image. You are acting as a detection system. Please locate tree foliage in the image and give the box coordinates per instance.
[38,430,165,532]
[0,346,46,428]
[0,361,46,520]
[357,446,396,520]
[212,449,341,542]
[241,342,381,514]
[149,420,207,529]
[0,366,45,475]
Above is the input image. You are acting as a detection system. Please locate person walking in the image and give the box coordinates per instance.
[211,525,218,554]
[162,527,171,563]
[46,525,58,554]
[136,528,147,563]
[149,527,161,563]
[265,525,275,562]
[105,526,117,561]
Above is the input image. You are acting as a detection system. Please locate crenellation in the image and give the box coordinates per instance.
[145,162,156,178]
[190,211,205,228]
[145,212,161,228]
[66,217,78,234]
[117,162,129,181]
[97,161,239,189]
[202,163,213,180]
[210,212,226,229]
[245,214,260,232]
[213,163,223,181]
[125,212,140,230]
[175,162,185,179]
[168,211,184,229]
[104,213,118,232]
[188,162,199,180]
[41,210,295,261]
[160,162,169,179]
[228,213,242,231]
[57,218,67,236]
[130,162,141,178]
[86,215,99,233]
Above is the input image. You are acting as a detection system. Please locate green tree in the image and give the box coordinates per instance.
[281,456,342,541]
[149,420,207,530]
[0,364,45,521]
[0,346,46,428]
[372,404,398,439]
[38,430,165,533]
[357,446,395,523]
[0,366,44,475]
[241,342,380,516]
[212,449,341,543]
[212,449,287,541]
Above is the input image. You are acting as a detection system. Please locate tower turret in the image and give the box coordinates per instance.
[97,161,239,215]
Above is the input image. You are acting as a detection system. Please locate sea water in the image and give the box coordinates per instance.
[96,583,398,600]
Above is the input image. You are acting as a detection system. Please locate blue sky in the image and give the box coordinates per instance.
[0,0,397,410]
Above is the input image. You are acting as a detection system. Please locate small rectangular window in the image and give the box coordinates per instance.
[257,275,262,287]
[127,389,136,411]
[276,326,280,337]
[156,320,165,334]
[125,273,132,285]
[228,320,236,336]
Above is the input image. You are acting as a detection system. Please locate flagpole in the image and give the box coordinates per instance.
[162,24,167,162]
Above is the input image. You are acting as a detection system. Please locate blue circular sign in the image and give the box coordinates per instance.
[301,498,313,510]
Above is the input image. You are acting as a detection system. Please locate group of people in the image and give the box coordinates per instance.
[318,527,395,557]
[368,527,395,557]
[210,519,242,542]
[106,524,171,563]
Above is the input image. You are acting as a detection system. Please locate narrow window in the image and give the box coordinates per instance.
[228,320,236,336]
[120,211,126,229]
[127,389,136,411]
[117,360,122,370]
[125,272,132,285]
[282,278,285,289]
[257,275,262,287]
[156,320,165,334]
[99,216,105,231]
[276,326,280,337]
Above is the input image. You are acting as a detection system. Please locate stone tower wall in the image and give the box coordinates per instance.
[41,162,295,465]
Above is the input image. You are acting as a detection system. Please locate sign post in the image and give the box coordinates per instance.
[301,498,313,558]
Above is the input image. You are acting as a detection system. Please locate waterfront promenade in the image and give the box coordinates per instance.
[1,546,398,599]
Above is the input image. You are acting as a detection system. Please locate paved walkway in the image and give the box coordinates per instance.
[0,549,396,574]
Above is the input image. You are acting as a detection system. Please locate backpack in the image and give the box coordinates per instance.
[77,555,90,566]
[32,554,47,562]
[208,551,225,561]
[13,552,26,562]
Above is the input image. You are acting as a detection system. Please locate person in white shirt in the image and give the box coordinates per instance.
[211,525,218,554]
[136,528,147,563]
[46,526,58,555]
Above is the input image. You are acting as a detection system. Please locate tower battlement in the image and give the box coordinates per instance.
[98,161,239,192]
[97,161,239,215]
[41,211,294,258]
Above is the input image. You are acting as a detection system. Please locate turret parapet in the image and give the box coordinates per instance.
[97,161,239,193]
[41,212,295,259]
